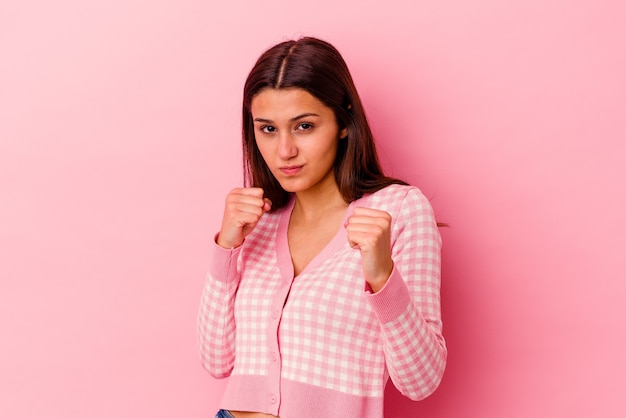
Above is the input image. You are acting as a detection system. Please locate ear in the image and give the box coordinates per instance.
[339,127,348,139]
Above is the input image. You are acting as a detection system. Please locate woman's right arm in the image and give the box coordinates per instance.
[197,243,242,378]
[197,188,271,378]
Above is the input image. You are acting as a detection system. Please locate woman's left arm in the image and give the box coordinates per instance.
[355,187,447,400]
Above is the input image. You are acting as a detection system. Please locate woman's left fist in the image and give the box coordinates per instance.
[345,207,394,292]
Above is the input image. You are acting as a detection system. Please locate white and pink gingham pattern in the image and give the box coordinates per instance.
[197,184,446,417]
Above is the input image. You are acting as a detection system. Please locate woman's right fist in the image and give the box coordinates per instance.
[216,188,271,249]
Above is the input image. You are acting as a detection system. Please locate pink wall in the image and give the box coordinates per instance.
[1,1,625,417]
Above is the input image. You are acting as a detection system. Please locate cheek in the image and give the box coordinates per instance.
[252,136,263,151]
[254,140,274,165]
[321,137,340,159]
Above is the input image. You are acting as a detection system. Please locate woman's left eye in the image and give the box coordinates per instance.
[297,123,313,131]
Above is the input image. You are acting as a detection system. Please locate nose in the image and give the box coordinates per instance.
[277,132,298,160]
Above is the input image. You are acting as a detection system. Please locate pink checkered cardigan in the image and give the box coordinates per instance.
[198,184,446,418]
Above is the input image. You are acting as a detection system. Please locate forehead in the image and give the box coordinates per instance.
[251,88,332,118]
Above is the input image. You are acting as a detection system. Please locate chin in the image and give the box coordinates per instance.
[276,179,308,193]
[277,185,302,193]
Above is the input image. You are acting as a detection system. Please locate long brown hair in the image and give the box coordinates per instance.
[242,37,406,210]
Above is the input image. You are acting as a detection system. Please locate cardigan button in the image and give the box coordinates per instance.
[270,394,277,404]
[272,310,279,319]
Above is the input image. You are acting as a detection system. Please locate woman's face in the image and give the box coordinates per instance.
[251,88,347,196]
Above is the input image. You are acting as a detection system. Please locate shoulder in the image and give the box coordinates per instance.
[356,184,431,215]
[360,185,440,246]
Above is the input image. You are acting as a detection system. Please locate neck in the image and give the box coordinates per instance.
[293,182,347,222]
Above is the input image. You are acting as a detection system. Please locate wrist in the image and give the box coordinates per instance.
[365,262,394,293]
[216,233,242,249]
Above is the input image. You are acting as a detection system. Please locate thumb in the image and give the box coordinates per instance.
[263,198,272,212]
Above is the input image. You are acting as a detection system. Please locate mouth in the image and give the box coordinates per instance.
[279,165,304,176]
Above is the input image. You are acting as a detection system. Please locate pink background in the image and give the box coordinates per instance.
[1,1,625,417]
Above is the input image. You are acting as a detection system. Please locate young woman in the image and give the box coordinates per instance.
[198,37,446,418]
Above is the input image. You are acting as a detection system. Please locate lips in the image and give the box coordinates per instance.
[279,165,303,176]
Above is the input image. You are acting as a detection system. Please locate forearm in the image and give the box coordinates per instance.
[197,240,242,378]
[380,299,447,399]
[370,186,446,399]
[366,267,447,400]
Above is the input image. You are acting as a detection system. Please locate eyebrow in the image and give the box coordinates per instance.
[253,113,320,123]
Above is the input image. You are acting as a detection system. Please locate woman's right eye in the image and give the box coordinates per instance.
[260,126,276,134]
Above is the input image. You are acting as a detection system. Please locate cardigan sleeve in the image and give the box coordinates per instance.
[197,238,242,379]
[364,187,447,400]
